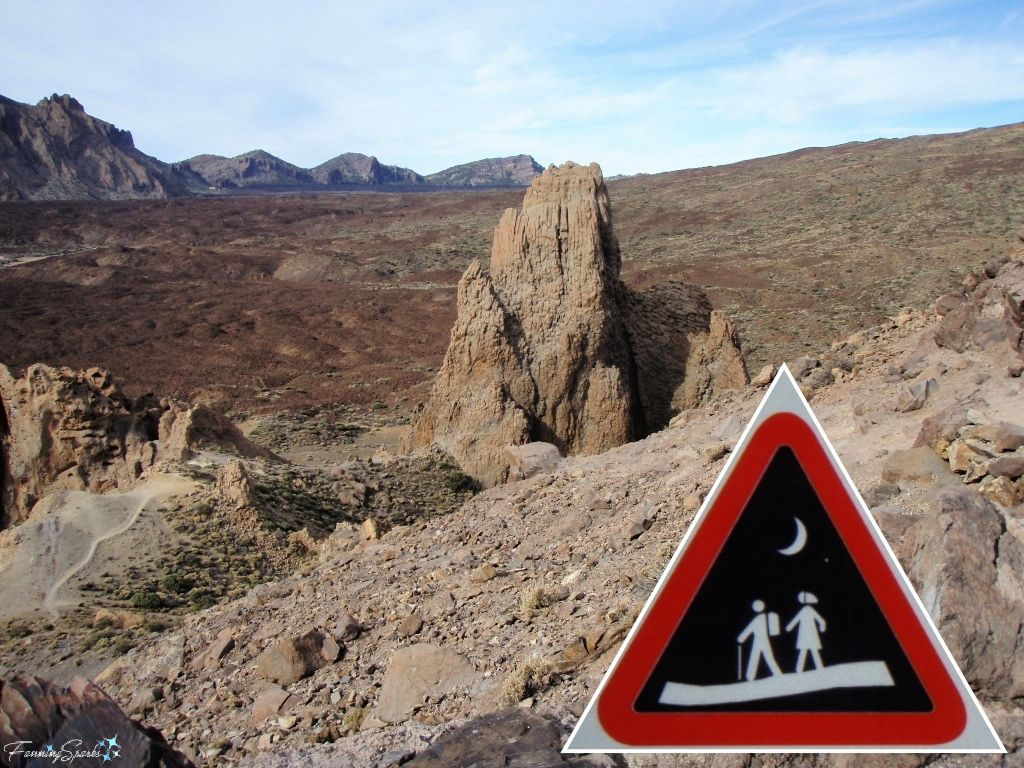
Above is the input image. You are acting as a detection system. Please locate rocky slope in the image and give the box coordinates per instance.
[425,155,543,187]
[74,252,1024,767]
[406,162,747,486]
[310,154,424,186]
[0,94,198,201]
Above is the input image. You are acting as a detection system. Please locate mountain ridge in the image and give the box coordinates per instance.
[0,93,544,199]
[0,93,199,201]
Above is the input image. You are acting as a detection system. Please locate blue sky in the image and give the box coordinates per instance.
[2,1,1022,175]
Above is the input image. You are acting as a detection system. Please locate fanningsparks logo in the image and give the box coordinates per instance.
[3,734,121,763]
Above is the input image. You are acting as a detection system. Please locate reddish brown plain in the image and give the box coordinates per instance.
[1,123,1021,416]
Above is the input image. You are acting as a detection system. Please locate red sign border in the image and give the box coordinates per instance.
[597,411,966,747]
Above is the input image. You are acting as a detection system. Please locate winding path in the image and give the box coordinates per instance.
[43,474,194,615]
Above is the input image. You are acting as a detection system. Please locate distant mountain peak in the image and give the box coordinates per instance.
[176,149,313,189]
[426,155,543,187]
[311,153,424,185]
[0,93,193,201]
[0,91,545,198]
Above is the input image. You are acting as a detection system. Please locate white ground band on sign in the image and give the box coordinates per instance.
[659,660,894,706]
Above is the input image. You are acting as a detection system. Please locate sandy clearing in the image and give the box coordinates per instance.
[0,473,195,622]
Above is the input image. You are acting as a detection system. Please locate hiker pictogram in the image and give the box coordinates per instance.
[564,366,1003,752]
[736,599,782,682]
[650,452,906,712]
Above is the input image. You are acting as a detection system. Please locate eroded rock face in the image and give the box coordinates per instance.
[0,363,276,528]
[903,488,1024,699]
[0,363,162,527]
[158,403,277,462]
[0,674,193,767]
[406,162,747,486]
[0,93,196,201]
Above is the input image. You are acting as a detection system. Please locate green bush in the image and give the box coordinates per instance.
[130,590,166,610]
[160,573,194,594]
[443,468,480,494]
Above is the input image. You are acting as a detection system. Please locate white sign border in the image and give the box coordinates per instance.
[563,365,1005,754]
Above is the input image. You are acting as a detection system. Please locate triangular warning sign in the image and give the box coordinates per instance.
[565,366,1003,752]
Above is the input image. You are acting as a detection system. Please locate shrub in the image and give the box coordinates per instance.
[130,590,166,610]
[443,468,479,494]
[160,573,194,594]
[499,654,551,706]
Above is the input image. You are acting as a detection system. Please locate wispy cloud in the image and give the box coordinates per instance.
[1,1,1021,175]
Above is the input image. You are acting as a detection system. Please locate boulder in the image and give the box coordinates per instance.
[986,452,1024,480]
[334,613,363,641]
[881,447,951,485]
[913,405,974,455]
[903,489,1024,698]
[0,674,192,767]
[505,442,562,481]
[197,628,236,671]
[405,708,620,767]
[375,644,477,724]
[978,475,1021,507]
[751,363,776,388]
[249,686,293,726]
[895,378,936,413]
[255,629,340,685]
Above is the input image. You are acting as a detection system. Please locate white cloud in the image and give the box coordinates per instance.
[1,1,1021,175]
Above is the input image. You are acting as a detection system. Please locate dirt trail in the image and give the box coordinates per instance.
[0,473,194,621]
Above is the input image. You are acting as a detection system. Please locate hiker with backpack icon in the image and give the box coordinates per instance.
[736,599,783,681]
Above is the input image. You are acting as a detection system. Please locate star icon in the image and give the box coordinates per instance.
[106,735,120,751]
[45,745,54,753]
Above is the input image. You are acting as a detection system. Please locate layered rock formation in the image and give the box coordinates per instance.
[0,364,162,527]
[425,154,543,187]
[406,162,747,485]
[0,94,198,201]
[0,363,275,528]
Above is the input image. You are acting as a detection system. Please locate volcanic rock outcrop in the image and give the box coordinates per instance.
[0,94,197,201]
[0,674,193,767]
[406,162,747,485]
[0,363,275,528]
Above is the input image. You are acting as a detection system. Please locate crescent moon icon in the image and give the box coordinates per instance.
[778,517,808,556]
